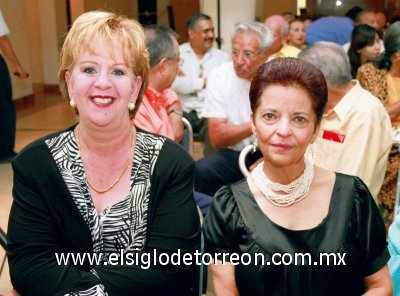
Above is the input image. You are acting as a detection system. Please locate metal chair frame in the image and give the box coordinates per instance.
[238,144,256,177]
[180,117,194,157]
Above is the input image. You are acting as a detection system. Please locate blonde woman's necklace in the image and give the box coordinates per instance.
[76,126,134,194]
[251,157,314,207]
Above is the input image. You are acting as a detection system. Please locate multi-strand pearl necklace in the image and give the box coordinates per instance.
[251,157,314,207]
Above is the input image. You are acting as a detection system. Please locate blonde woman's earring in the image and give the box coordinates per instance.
[69,99,76,108]
[128,102,135,111]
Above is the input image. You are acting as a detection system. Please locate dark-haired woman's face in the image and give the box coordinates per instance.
[357,34,381,63]
[252,84,319,168]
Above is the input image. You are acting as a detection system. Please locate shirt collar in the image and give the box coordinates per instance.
[325,80,359,121]
[145,87,168,108]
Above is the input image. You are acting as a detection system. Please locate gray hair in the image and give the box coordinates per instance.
[298,42,352,87]
[231,21,273,53]
[144,25,178,69]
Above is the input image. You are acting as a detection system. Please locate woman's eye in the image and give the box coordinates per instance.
[263,113,276,120]
[83,67,96,74]
[112,69,125,76]
[294,116,307,124]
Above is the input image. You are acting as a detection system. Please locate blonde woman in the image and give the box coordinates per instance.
[7,11,200,295]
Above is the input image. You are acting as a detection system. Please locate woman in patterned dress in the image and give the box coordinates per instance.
[6,11,200,296]
[357,21,400,229]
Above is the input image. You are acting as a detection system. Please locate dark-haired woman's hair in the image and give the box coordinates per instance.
[348,24,379,78]
[372,21,400,70]
[249,58,327,124]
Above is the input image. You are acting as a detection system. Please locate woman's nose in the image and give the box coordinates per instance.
[94,71,112,88]
[277,119,292,136]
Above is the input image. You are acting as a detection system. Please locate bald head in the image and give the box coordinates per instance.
[357,11,379,30]
[264,15,289,54]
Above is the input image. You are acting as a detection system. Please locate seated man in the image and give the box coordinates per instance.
[298,42,392,201]
[132,25,183,142]
[195,21,273,197]
[132,25,212,215]
[172,13,229,155]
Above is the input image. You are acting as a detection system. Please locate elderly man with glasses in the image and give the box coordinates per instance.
[194,21,273,199]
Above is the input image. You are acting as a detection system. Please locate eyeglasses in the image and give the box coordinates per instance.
[231,49,259,60]
[167,56,181,65]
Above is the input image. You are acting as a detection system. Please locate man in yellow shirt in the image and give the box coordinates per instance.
[299,42,392,201]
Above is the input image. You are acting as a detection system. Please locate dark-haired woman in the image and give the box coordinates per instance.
[348,24,381,78]
[204,58,392,295]
[357,21,400,229]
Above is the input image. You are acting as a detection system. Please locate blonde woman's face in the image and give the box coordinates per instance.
[65,47,142,128]
[288,21,306,49]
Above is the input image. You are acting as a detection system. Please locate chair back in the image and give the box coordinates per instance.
[180,117,194,156]
[239,144,255,177]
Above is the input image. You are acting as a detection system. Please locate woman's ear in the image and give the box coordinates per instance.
[157,58,168,75]
[250,112,256,135]
[65,71,74,99]
[130,76,143,102]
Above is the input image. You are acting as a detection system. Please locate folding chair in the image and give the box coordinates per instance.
[180,117,194,157]
[0,227,7,278]
[238,144,257,177]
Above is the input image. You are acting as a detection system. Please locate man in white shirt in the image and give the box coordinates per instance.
[195,21,273,197]
[172,13,229,155]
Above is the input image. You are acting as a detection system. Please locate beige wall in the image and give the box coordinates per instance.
[26,0,44,85]
[202,0,257,53]
[263,0,297,18]
[38,0,60,85]
[0,0,33,99]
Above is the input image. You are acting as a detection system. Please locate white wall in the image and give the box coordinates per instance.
[0,0,33,99]
[202,0,257,53]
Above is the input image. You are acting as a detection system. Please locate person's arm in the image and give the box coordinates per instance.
[203,186,241,295]
[0,35,28,79]
[167,100,184,142]
[172,74,205,95]
[96,141,200,294]
[384,100,400,122]
[8,158,104,296]
[363,265,393,295]
[353,177,392,294]
[9,140,200,295]
[208,118,252,147]
[210,261,239,296]
[202,65,253,148]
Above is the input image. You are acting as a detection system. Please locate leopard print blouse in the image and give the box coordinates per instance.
[356,62,388,106]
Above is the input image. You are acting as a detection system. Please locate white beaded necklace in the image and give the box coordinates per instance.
[251,157,314,207]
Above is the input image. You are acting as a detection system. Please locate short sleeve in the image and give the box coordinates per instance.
[351,177,390,276]
[203,186,241,255]
[0,9,10,37]
[201,65,227,119]
[163,88,179,109]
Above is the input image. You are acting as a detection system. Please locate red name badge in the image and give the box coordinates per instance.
[322,130,346,143]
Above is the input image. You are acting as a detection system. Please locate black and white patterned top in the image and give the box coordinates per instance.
[8,125,199,296]
[46,130,165,295]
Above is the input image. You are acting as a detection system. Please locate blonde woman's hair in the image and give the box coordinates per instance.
[58,11,149,117]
